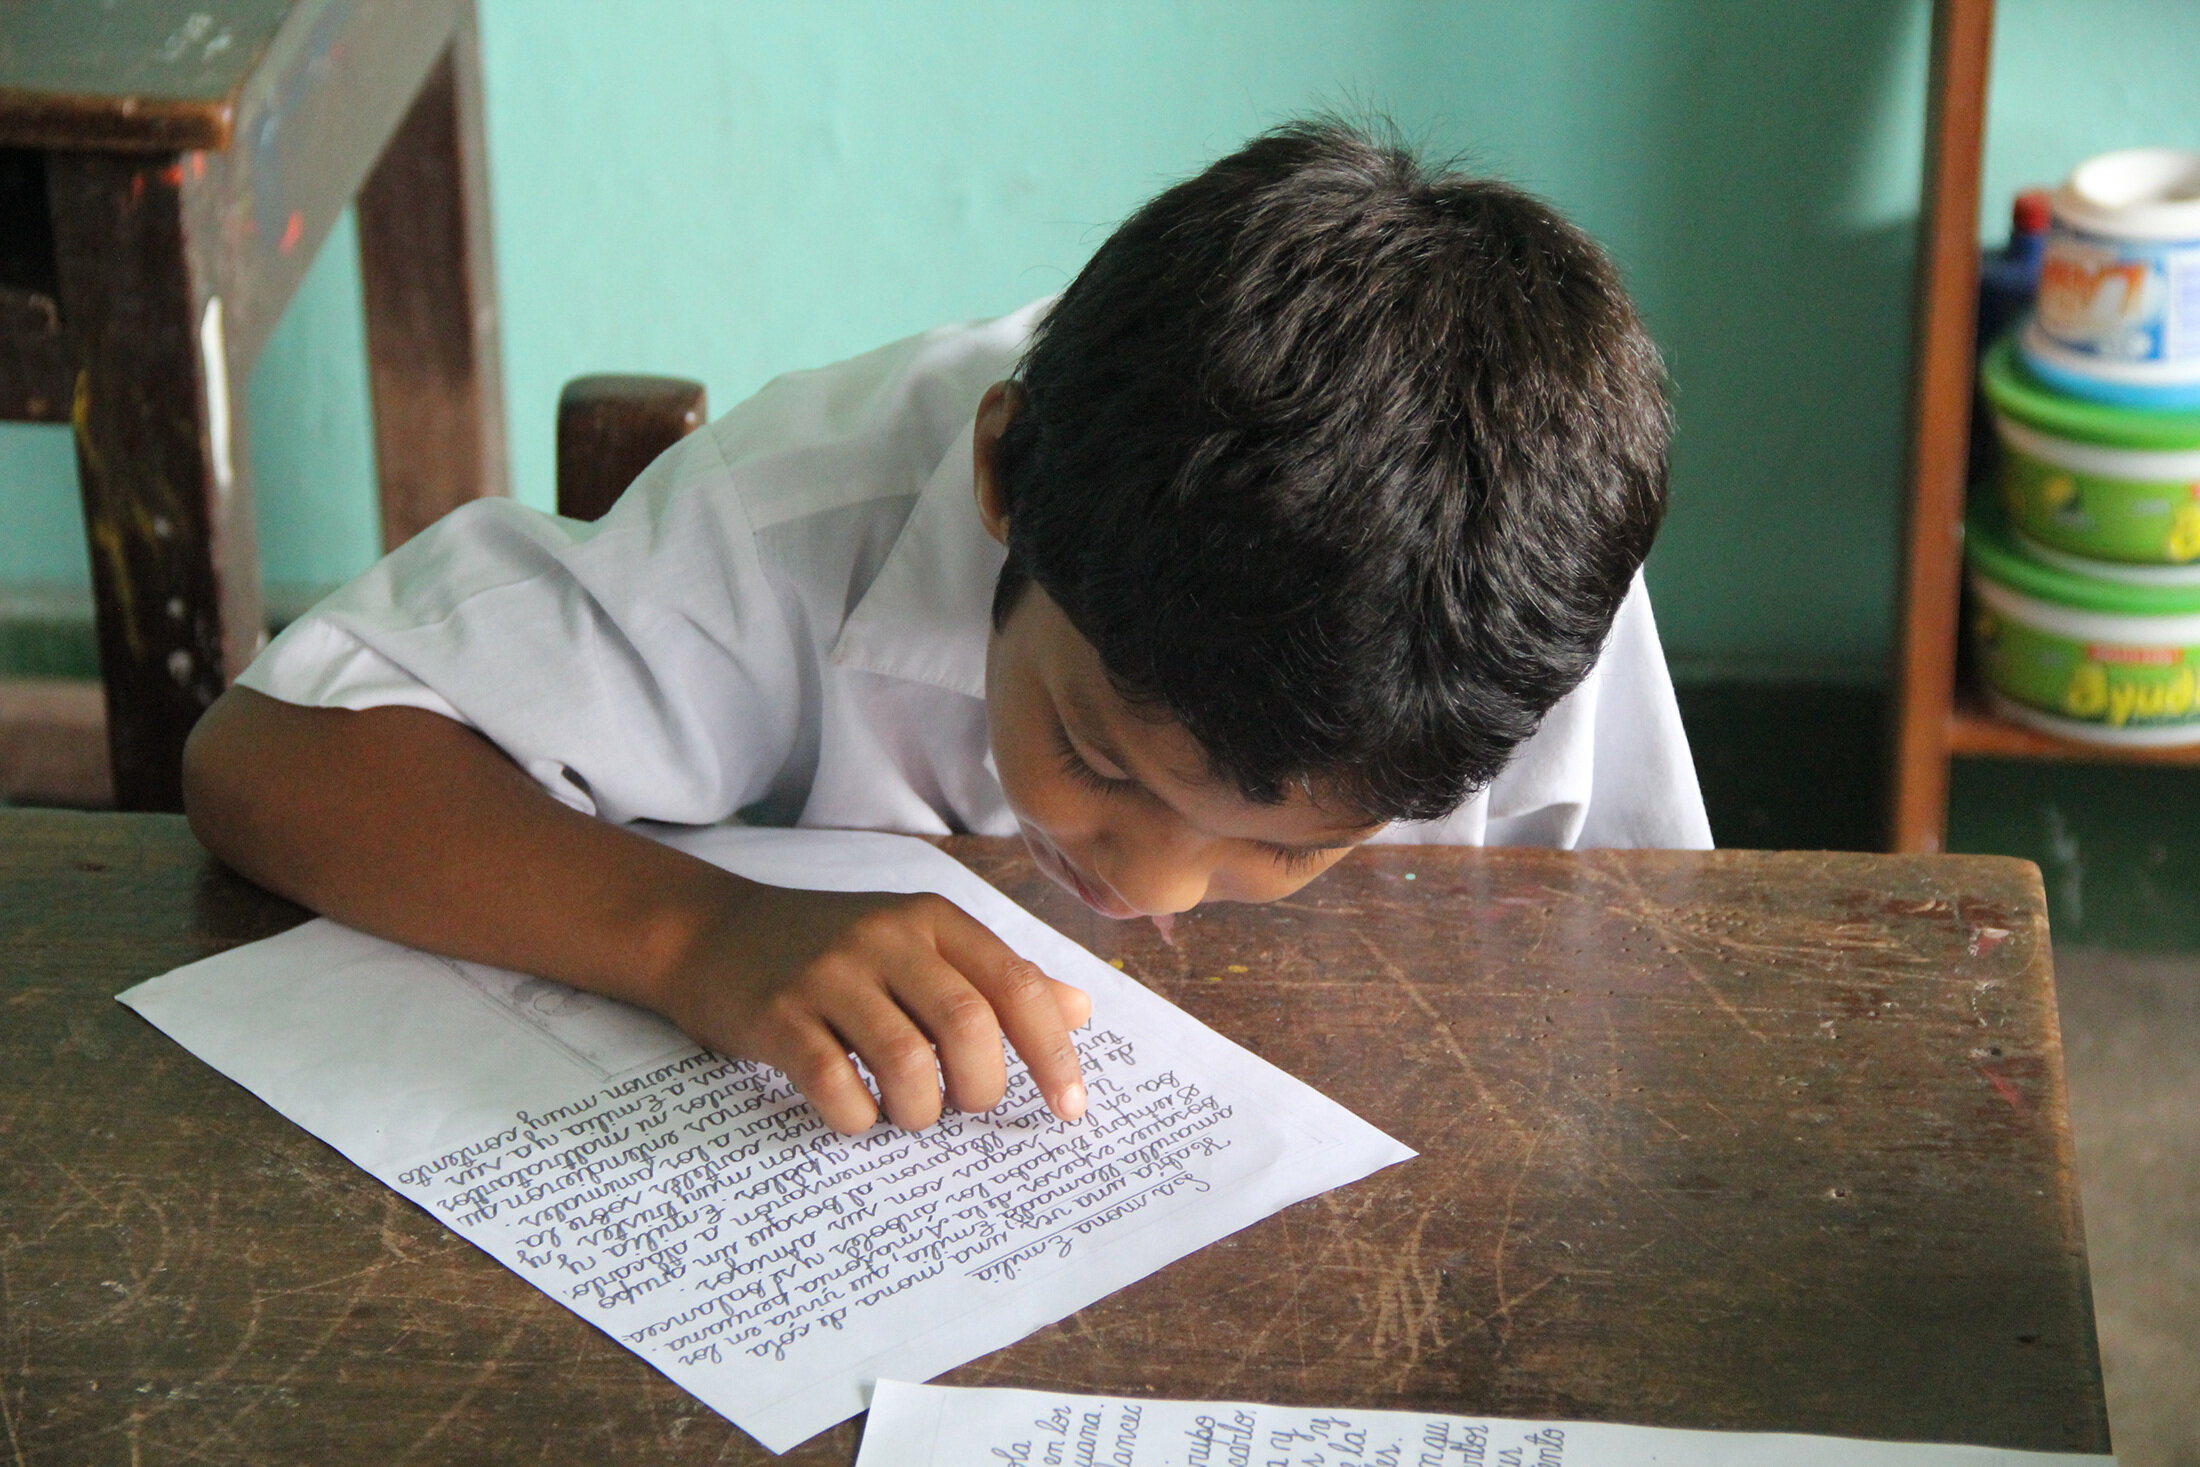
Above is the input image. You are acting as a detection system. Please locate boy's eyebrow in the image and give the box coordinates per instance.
[1059,683,1160,788]
[1062,682,1238,802]
[1059,685,1378,851]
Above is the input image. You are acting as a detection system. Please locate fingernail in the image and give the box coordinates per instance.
[1058,1081,1087,1122]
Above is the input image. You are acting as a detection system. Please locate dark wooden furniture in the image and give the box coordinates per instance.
[1887,0,2200,851]
[0,810,2108,1463]
[557,373,706,524]
[1890,0,1995,853]
[0,0,507,813]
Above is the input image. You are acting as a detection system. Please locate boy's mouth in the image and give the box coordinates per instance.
[1017,823,1137,920]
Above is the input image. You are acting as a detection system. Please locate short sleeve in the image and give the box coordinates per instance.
[237,427,807,826]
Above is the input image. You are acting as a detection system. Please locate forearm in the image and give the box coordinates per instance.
[183,686,1091,1132]
[181,686,734,1010]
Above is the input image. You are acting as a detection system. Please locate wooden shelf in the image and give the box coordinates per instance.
[1887,3,2200,835]
[1889,0,1997,851]
[1949,685,2200,764]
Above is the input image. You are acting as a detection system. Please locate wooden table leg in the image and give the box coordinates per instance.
[356,0,508,550]
[49,151,263,813]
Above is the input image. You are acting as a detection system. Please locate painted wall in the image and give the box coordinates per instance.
[1979,0,2200,243]
[3,2,2192,680]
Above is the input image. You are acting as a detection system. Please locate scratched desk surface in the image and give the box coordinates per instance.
[0,810,2108,1464]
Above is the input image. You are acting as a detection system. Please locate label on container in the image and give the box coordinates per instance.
[2036,226,2200,365]
[2000,453,2200,562]
[1975,606,2200,729]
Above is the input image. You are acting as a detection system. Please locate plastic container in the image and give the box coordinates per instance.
[2021,147,2200,408]
[1982,338,2200,563]
[1977,188,2052,354]
[1968,504,2200,745]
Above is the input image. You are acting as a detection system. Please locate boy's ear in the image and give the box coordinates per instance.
[971,380,1022,546]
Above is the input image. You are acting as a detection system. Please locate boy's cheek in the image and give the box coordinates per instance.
[990,739,1064,829]
[988,715,1092,837]
[983,674,1058,818]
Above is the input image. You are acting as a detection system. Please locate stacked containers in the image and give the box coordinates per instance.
[1970,149,2200,746]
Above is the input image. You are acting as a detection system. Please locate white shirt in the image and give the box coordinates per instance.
[242,300,1712,851]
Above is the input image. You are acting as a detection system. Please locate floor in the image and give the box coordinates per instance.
[0,677,108,809]
[2057,947,2200,1467]
[3,677,2192,1455]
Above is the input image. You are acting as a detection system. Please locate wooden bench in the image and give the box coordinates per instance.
[0,0,506,811]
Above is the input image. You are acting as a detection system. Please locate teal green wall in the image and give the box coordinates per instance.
[4,3,2195,680]
[1978,0,2200,242]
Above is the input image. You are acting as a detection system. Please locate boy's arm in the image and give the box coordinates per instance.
[181,686,1090,1132]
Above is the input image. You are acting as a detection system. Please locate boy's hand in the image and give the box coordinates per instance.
[183,693,1086,1140]
[658,885,1093,1135]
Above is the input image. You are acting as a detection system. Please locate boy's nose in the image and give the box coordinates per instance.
[1095,823,1215,916]
[1104,860,1209,917]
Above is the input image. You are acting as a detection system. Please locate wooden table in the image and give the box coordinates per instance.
[0,1,507,811]
[0,811,2110,1463]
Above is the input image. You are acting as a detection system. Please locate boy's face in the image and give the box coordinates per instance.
[974,384,1381,918]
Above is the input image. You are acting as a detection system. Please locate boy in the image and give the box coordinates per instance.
[184,120,1708,1142]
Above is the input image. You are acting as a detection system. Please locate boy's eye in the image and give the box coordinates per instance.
[1054,725,1133,796]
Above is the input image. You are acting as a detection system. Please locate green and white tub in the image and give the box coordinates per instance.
[1968,505,2200,746]
[1983,337,2200,566]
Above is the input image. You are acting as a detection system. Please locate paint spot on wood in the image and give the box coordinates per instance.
[156,13,216,65]
[1973,1054,2027,1114]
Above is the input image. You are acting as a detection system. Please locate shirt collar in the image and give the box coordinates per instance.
[827,416,1001,700]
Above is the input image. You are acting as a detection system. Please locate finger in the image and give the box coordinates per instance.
[1050,977,1093,1030]
[826,985,947,1132]
[889,963,1009,1116]
[759,1020,880,1136]
[937,918,1087,1122]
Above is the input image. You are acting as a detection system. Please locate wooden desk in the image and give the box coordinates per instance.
[0,811,2109,1463]
[0,2,506,811]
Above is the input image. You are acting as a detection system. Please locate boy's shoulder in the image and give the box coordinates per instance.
[561,302,1045,710]
[681,300,1051,534]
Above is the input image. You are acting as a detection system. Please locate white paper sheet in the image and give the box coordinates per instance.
[118,827,1413,1454]
[855,1381,2118,1467]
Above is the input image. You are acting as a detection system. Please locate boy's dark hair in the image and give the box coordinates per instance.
[991,117,1670,823]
